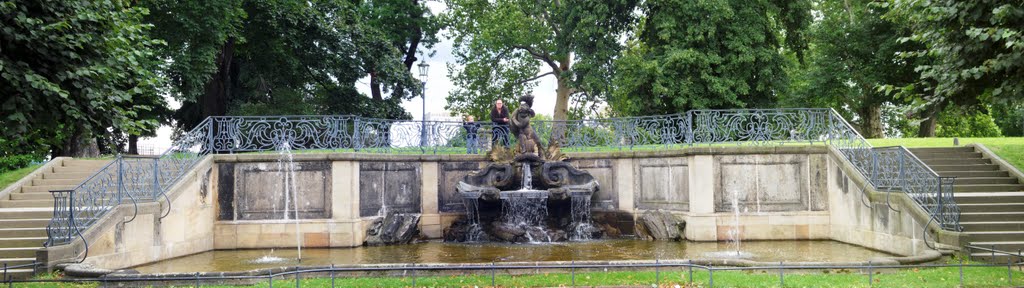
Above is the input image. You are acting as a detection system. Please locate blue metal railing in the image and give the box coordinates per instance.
[44,109,960,248]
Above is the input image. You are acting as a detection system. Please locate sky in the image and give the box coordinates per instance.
[137,1,559,153]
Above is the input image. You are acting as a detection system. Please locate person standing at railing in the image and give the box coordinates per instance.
[491,99,511,147]
[463,115,481,154]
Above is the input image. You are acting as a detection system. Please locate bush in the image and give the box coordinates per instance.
[936,106,1003,137]
[0,155,39,173]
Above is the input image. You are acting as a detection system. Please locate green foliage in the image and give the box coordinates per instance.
[442,0,638,120]
[988,101,1024,136]
[936,106,1004,138]
[0,0,164,156]
[145,0,426,132]
[884,0,1024,108]
[785,0,920,138]
[0,154,38,173]
[610,0,811,116]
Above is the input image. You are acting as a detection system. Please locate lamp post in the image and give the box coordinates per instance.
[418,61,429,148]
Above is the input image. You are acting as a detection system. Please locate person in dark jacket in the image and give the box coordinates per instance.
[490,99,510,147]
[463,115,481,154]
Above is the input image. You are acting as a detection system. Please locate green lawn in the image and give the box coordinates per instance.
[868,137,1024,171]
[0,164,42,191]
[14,264,1024,287]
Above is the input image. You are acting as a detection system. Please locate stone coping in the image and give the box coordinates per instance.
[970,143,1024,186]
[64,249,941,281]
[213,145,829,163]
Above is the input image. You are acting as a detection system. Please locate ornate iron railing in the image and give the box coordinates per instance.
[45,108,959,248]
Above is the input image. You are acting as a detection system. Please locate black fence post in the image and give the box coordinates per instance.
[709,267,714,288]
[779,261,784,287]
[269,274,273,288]
[330,264,335,288]
[867,261,873,287]
[688,260,693,284]
[194,272,200,287]
[570,260,575,287]
[490,262,495,287]
[959,257,964,287]
[295,267,300,288]
[654,258,660,286]
[411,264,416,287]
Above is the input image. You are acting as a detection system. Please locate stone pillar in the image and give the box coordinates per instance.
[419,162,441,238]
[686,155,717,240]
[330,161,363,246]
[614,158,634,212]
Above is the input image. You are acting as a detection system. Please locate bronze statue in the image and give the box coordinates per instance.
[510,94,544,162]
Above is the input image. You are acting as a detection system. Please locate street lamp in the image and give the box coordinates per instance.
[418,61,429,148]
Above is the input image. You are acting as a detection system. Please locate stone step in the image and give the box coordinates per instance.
[0,268,34,280]
[969,253,1024,263]
[959,212,1024,222]
[0,209,53,219]
[913,152,984,160]
[31,178,83,186]
[970,242,1024,255]
[0,228,46,239]
[9,193,55,201]
[940,171,1010,178]
[20,185,77,193]
[0,237,46,247]
[0,257,37,267]
[0,219,52,228]
[954,184,1024,192]
[921,158,992,165]
[63,159,113,167]
[961,221,1024,232]
[929,164,1000,172]
[0,247,39,259]
[0,200,54,209]
[41,172,93,180]
[955,193,1024,204]
[955,177,1020,185]
[966,231,1024,242]
[958,203,1024,213]
[51,166,104,174]
[908,147,976,153]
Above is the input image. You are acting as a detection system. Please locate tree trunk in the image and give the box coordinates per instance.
[857,104,884,138]
[370,70,383,101]
[553,57,571,121]
[918,103,942,137]
[128,135,138,155]
[55,126,100,158]
[201,38,236,118]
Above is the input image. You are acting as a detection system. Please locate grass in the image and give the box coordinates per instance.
[868,137,1024,171]
[12,264,1024,287]
[0,164,43,191]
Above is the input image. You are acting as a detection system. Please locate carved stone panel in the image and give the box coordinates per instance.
[714,154,820,212]
[635,157,689,211]
[223,161,332,221]
[359,162,421,217]
[438,161,486,213]
[574,159,616,210]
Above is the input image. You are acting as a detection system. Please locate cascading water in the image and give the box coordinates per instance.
[569,192,596,241]
[521,163,533,190]
[461,196,485,242]
[277,142,302,261]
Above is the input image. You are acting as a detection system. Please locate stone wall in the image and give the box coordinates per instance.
[44,146,961,271]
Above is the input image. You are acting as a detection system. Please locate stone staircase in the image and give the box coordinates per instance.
[909,147,1024,263]
[0,159,110,279]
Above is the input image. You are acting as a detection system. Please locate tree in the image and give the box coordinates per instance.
[884,0,1024,135]
[359,0,442,102]
[143,0,428,132]
[786,0,919,138]
[442,0,639,121]
[0,0,163,157]
[609,0,811,116]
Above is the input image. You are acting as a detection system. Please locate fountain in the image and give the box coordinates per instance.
[446,95,602,243]
[277,142,303,261]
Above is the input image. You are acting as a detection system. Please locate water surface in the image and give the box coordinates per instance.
[133,240,894,273]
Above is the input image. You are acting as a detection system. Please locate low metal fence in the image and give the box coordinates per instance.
[4,259,1023,287]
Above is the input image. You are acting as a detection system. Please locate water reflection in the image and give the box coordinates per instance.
[133,240,894,274]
